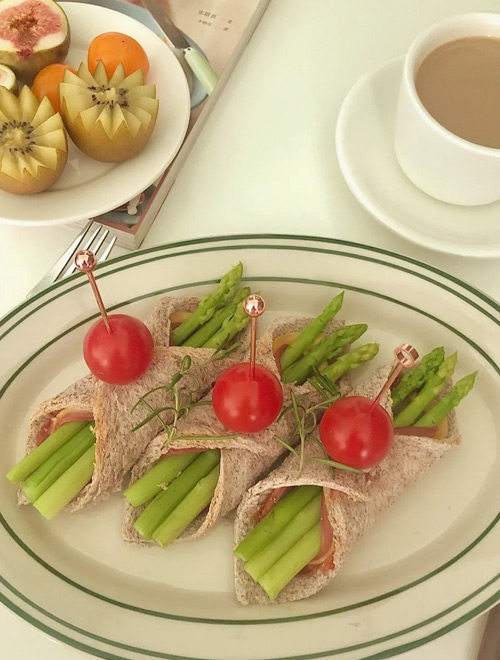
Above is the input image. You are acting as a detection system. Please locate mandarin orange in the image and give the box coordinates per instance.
[31,63,77,113]
[87,32,150,78]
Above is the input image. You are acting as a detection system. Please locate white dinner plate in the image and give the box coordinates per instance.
[1,235,499,660]
[0,2,190,227]
[336,57,500,259]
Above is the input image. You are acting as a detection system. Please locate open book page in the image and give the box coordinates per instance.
[90,0,267,249]
[163,0,264,74]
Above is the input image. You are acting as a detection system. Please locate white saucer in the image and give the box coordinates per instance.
[336,56,500,258]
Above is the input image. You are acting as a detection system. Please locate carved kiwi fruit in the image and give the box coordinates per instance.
[60,60,159,163]
[0,84,67,194]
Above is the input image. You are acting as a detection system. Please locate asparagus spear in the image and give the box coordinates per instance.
[258,522,322,600]
[414,372,477,427]
[6,421,89,484]
[234,485,322,562]
[280,293,344,371]
[391,347,445,409]
[134,449,220,540]
[172,263,243,345]
[244,491,322,581]
[319,343,379,382]
[182,287,251,348]
[22,425,95,502]
[124,452,198,507]
[33,445,95,520]
[281,324,368,385]
[393,353,458,427]
[152,464,220,548]
[202,293,251,350]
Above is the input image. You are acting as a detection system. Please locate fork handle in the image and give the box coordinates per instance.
[183,47,218,95]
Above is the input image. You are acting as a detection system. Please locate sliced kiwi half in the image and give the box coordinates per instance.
[59,60,159,163]
[0,85,68,194]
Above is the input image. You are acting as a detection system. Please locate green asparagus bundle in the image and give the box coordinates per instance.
[280,293,344,371]
[317,342,380,384]
[182,287,250,348]
[414,373,477,426]
[391,347,445,408]
[125,450,220,546]
[281,324,368,385]
[392,347,477,429]
[202,289,254,351]
[172,263,245,346]
[7,421,96,519]
[235,486,323,599]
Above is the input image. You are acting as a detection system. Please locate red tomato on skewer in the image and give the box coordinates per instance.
[83,314,154,385]
[212,363,283,434]
[319,395,393,469]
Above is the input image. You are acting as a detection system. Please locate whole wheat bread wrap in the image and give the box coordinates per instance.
[234,366,460,605]
[17,295,249,511]
[123,315,353,544]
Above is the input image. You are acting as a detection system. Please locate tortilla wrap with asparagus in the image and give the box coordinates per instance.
[122,295,379,547]
[8,265,253,517]
[233,360,470,605]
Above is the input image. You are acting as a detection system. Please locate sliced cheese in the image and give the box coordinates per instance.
[169,310,191,325]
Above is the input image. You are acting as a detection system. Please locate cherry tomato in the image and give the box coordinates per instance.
[212,363,283,433]
[31,63,77,113]
[87,32,150,78]
[83,314,154,385]
[319,395,393,469]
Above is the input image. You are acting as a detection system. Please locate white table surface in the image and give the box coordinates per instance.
[0,0,498,657]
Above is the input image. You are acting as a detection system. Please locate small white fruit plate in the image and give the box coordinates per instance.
[0,2,191,227]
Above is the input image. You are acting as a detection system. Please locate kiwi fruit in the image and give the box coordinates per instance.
[0,84,67,194]
[59,60,159,163]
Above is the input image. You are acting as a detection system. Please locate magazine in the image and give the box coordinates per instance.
[85,0,271,249]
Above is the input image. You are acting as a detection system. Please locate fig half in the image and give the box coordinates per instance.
[0,0,70,83]
[60,60,159,163]
[0,84,68,194]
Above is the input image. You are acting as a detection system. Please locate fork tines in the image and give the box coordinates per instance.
[26,220,117,298]
[59,221,116,281]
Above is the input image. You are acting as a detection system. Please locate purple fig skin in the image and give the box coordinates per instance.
[0,0,70,83]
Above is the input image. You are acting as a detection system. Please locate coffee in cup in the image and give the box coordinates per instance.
[394,13,500,206]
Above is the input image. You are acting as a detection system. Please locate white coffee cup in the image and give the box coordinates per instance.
[394,12,500,206]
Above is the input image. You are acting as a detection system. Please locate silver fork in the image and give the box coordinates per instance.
[27,220,117,298]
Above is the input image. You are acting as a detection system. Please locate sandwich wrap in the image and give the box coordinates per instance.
[18,295,249,511]
[234,366,460,605]
[123,315,353,544]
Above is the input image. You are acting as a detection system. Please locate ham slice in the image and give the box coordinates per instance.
[259,486,289,519]
[395,425,437,437]
[258,486,336,576]
[35,408,95,445]
[306,493,335,572]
